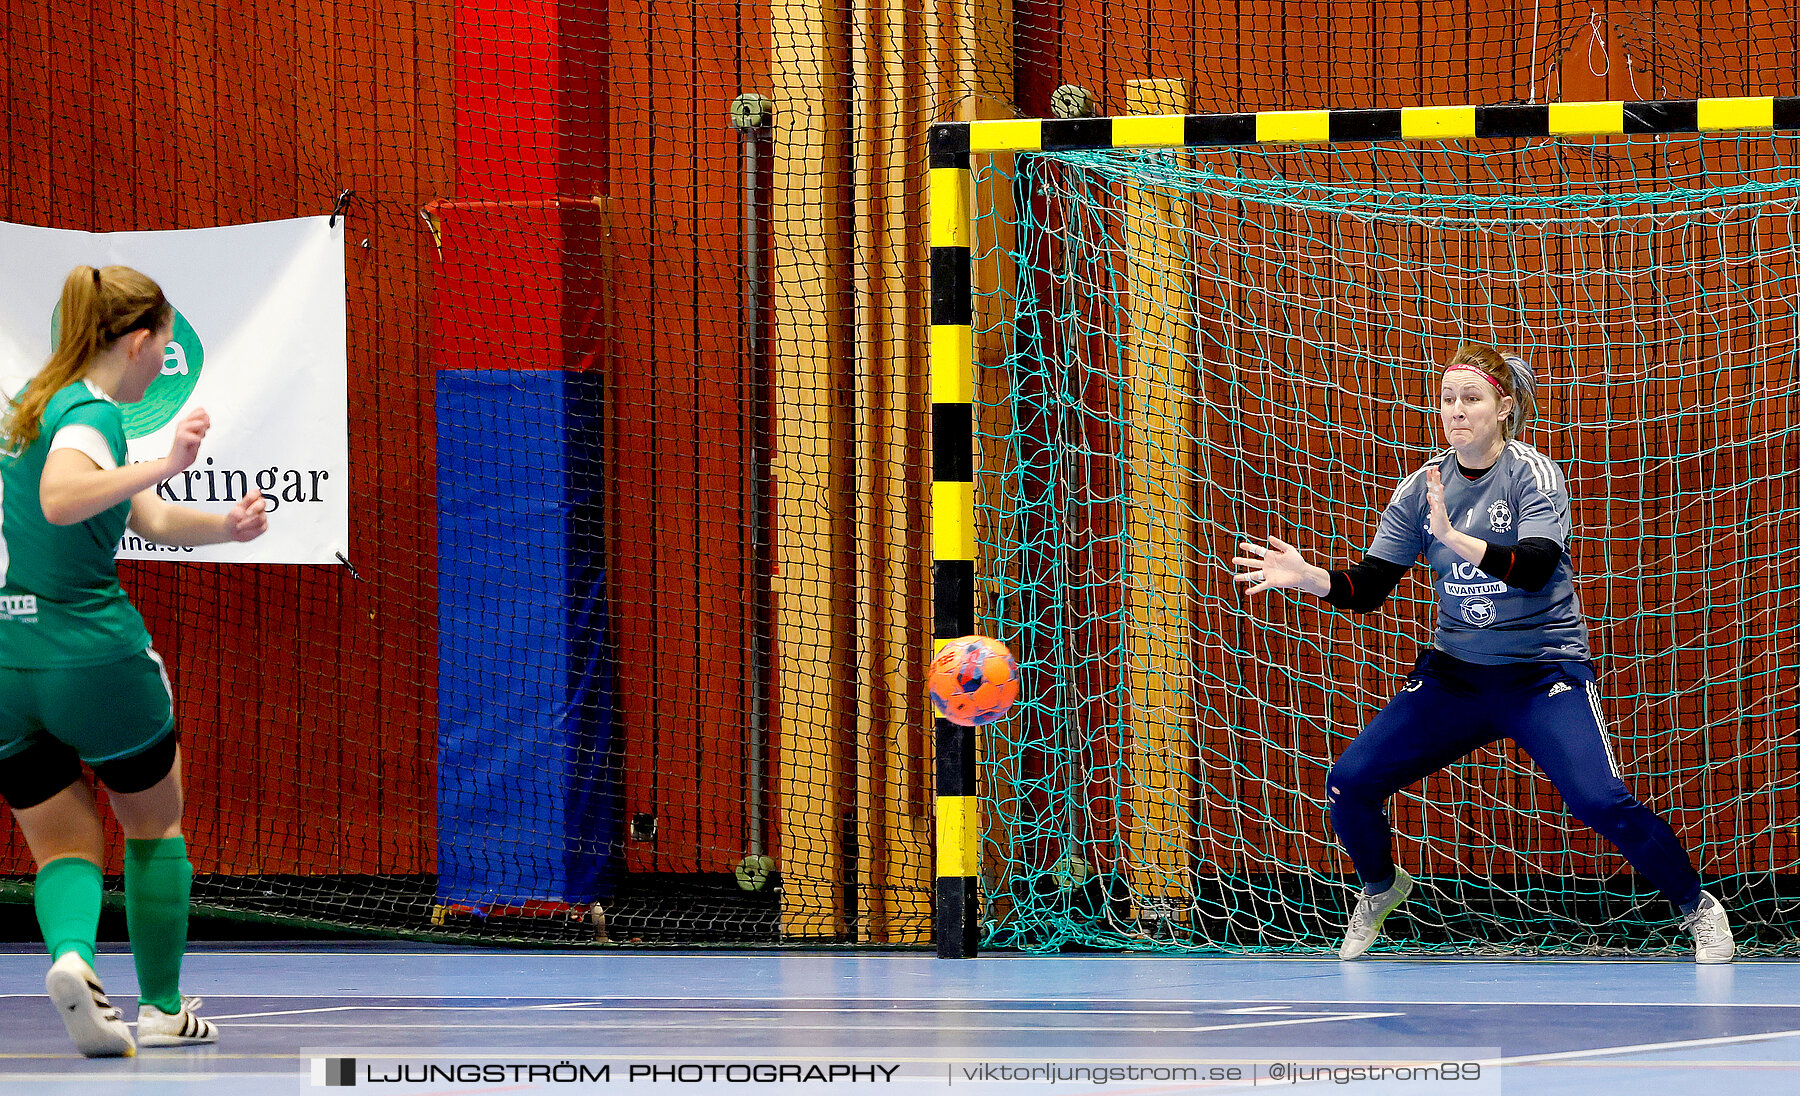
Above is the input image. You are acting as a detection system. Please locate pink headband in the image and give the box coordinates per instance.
[1444,364,1504,392]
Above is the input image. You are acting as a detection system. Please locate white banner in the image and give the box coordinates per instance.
[0,217,348,564]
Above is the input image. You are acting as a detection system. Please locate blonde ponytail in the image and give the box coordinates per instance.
[3,265,170,451]
[1500,352,1537,439]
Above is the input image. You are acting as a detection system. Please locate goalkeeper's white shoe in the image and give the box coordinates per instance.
[45,953,135,1058]
[1680,891,1734,964]
[137,996,219,1047]
[1339,869,1413,960]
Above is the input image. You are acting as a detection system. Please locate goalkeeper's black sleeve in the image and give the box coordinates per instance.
[1320,555,1410,614]
[1477,536,1562,593]
[1318,537,1561,613]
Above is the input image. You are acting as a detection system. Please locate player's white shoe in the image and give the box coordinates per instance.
[137,995,219,1047]
[1680,891,1734,964]
[45,953,136,1058]
[1339,869,1414,960]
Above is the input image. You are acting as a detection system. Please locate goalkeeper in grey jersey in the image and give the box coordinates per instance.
[1232,341,1733,962]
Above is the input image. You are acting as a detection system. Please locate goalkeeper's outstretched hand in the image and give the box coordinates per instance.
[1232,535,1327,597]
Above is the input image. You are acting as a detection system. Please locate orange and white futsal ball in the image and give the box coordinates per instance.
[928,636,1020,727]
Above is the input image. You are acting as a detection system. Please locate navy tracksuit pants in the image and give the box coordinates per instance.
[1325,649,1703,909]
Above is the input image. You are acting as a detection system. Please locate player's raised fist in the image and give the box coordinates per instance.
[167,406,211,474]
[225,488,269,542]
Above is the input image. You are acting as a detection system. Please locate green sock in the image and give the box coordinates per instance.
[34,856,102,969]
[124,836,191,1014]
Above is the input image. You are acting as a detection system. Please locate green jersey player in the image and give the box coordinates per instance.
[0,265,267,1057]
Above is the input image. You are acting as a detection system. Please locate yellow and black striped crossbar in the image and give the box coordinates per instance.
[930,95,1800,155]
[928,124,979,960]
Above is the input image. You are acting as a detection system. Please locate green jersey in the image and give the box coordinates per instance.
[0,381,151,668]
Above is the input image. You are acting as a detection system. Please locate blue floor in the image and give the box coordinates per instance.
[0,945,1795,1093]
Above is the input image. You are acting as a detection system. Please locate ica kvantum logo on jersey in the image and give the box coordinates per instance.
[51,303,204,439]
[1445,561,1506,599]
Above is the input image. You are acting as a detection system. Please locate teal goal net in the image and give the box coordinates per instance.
[966,122,1800,954]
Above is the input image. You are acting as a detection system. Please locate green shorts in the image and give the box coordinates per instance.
[0,647,175,764]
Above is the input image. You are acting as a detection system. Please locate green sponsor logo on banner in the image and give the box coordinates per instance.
[50,303,204,439]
